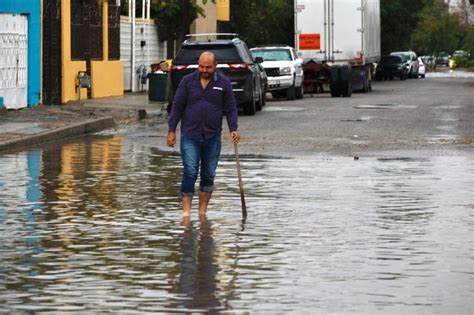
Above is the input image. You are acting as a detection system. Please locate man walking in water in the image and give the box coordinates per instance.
[167,52,240,217]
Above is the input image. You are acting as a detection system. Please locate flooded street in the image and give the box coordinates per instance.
[1,135,472,313]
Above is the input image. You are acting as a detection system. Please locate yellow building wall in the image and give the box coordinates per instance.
[91,61,124,98]
[61,0,123,104]
[217,0,230,21]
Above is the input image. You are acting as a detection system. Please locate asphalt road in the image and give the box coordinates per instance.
[124,71,474,157]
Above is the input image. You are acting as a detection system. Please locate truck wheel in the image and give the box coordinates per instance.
[286,84,296,100]
[330,65,342,97]
[330,65,352,97]
[362,68,370,93]
[295,83,304,99]
[341,65,352,97]
[342,84,352,97]
[330,81,341,97]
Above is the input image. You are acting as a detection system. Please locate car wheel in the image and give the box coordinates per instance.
[256,89,263,111]
[400,71,407,81]
[243,97,256,115]
[421,74,425,78]
[295,83,304,99]
[286,84,296,100]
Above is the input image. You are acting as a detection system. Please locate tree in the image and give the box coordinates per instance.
[462,25,474,57]
[380,0,432,54]
[152,0,214,58]
[411,4,466,56]
[230,0,294,48]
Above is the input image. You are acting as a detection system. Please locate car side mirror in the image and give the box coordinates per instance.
[296,58,303,64]
[254,56,264,63]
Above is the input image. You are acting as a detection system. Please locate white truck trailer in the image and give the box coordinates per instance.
[295,0,381,96]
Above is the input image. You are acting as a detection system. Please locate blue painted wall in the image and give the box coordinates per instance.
[0,0,41,107]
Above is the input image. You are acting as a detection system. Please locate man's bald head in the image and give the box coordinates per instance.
[199,52,217,65]
[198,52,217,80]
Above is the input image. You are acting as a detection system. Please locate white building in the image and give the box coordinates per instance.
[120,0,167,92]
[445,0,474,24]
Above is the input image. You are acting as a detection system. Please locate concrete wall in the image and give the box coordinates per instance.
[191,0,217,34]
[0,0,41,107]
[120,18,167,91]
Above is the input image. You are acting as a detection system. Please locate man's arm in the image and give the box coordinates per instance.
[167,77,188,147]
[222,79,239,143]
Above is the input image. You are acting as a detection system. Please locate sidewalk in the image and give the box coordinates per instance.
[0,92,167,153]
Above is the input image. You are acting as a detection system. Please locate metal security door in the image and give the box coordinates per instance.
[0,14,28,109]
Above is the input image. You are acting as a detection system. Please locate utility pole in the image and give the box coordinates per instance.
[131,0,136,92]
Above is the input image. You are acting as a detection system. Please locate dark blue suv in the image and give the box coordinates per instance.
[169,34,265,115]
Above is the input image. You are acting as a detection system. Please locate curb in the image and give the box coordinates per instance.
[0,117,116,153]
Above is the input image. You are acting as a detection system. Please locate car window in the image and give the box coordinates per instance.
[291,48,297,60]
[238,42,254,63]
[396,54,409,62]
[175,45,242,63]
[380,56,402,64]
[251,49,292,61]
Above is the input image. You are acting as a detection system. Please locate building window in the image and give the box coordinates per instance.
[71,0,103,61]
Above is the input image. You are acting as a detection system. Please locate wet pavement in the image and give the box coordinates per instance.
[1,135,472,313]
[0,92,165,148]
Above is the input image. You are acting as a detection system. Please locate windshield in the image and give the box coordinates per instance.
[391,53,410,62]
[175,45,242,63]
[251,49,292,61]
[380,56,402,64]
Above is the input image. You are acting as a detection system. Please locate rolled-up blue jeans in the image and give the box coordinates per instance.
[180,135,221,197]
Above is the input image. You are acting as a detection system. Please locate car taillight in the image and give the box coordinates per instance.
[228,63,249,70]
[171,65,189,72]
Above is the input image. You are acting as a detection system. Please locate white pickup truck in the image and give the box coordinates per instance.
[250,45,304,100]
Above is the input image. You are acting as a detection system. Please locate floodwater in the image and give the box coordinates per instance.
[0,135,472,314]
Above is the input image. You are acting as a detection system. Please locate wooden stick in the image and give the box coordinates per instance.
[234,142,247,218]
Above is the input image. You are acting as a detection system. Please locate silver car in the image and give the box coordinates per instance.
[390,51,419,78]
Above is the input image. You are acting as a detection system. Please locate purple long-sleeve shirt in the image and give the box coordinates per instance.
[168,71,238,140]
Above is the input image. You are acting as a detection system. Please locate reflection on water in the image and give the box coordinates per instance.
[0,135,473,313]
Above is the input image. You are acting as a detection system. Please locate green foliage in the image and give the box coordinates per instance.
[462,26,474,57]
[380,0,431,54]
[453,56,474,69]
[230,0,294,48]
[152,0,212,42]
[411,4,466,56]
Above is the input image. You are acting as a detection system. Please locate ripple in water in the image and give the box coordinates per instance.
[0,135,472,313]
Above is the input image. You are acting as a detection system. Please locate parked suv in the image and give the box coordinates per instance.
[169,34,265,115]
[375,55,407,81]
[390,51,419,78]
[250,45,304,100]
[436,52,450,66]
